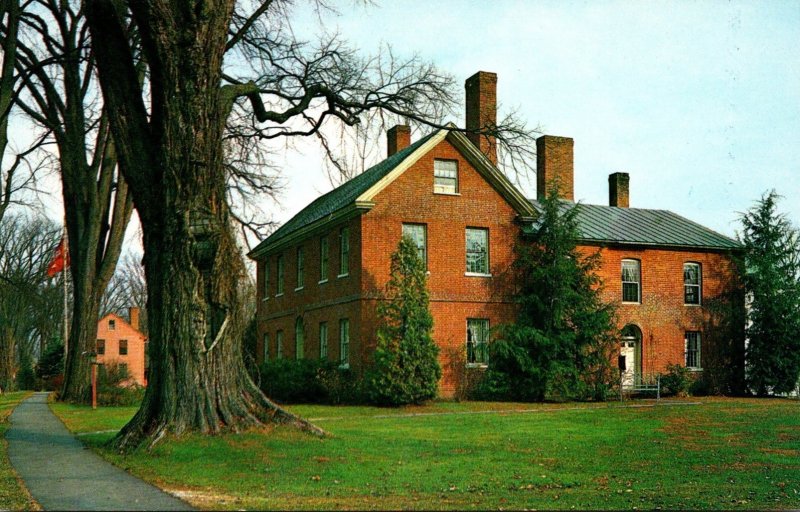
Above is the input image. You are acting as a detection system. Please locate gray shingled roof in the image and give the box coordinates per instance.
[249,132,437,256]
[529,201,741,250]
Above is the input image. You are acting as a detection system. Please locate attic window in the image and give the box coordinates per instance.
[109,319,116,330]
[434,159,458,194]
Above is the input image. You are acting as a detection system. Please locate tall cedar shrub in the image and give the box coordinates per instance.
[367,236,441,405]
[740,191,800,395]
[484,187,617,401]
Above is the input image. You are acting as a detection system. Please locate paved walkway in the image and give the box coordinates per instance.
[6,392,193,511]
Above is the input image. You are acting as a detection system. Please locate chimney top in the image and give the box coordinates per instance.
[129,306,140,331]
[465,71,498,165]
[609,172,630,208]
[387,125,411,157]
[536,135,574,201]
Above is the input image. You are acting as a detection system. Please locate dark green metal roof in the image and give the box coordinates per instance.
[529,201,741,250]
[249,132,437,257]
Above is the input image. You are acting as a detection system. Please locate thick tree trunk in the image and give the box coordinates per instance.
[84,0,322,450]
[0,328,15,391]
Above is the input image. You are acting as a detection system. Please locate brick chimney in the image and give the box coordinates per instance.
[536,135,574,201]
[465,71,497,165]
[609,172,630,208]
[387,125,411,157]
[129,307,140,331]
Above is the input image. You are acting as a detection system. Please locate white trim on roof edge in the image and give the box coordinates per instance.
[356,123,536,218]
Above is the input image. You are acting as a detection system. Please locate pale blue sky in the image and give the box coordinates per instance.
[276,0,800,239]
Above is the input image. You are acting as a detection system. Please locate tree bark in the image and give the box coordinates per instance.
[0,327,14,391]
[86,0,322,450]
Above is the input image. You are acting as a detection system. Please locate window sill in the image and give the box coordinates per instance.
[318,279,328,285]
[294,286,304,292]
[687,367,703,372]
[261,297,269,302]
[466,363,488,369]
[338,363,350,370]
[465,272,492,278]
[684,303,702,307]
[434,191,461,196]
[337,273,349,279]
[275,293,284,298]
[621,301,640,305]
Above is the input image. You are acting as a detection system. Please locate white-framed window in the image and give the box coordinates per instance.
[402,223,427,269]
[466,228,489,275]
[685,331,701,369]
[263,333,269,361]
[434,159,458,194]
[319,322,328,359]
[276,330,284,359]
[295,317,304,359]
[319,236,329,282]
[276,254,285,296]
[268,258,269,300]
[622,259,641,303]
[467,318,490,366]
[339,227,350,277]
[296,246,305,290]
[339,318,350,367]
[684,262,701,305]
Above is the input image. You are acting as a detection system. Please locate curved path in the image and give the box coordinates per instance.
[6,392,193,511]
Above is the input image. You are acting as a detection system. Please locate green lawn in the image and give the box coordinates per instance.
[0,391,38,510]
[51,398,800,510]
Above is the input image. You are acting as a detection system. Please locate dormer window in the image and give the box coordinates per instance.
[434,159,458,194]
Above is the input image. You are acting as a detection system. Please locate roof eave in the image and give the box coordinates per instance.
[248,201,375,259]
[446,130,537,218]
[575,238,743,252]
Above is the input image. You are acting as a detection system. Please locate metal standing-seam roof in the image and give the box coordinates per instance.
[249,132,438,257]
[529,200,741,250]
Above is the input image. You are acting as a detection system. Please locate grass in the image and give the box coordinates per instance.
[51,397,800,510]
[0,391,38,511]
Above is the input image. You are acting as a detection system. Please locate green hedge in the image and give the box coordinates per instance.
[258,358,364,405]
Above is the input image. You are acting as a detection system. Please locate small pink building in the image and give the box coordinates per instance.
[95,307,147,386]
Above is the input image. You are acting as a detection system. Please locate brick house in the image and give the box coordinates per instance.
[95,307,147,387]
[248,71,742,396]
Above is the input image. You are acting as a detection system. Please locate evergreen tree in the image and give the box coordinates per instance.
[485,187,617,401]
[740,191,800,395]
[36,340,64,381]
[367,237,441,405]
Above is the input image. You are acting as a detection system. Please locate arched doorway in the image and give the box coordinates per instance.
[620,324,642,388]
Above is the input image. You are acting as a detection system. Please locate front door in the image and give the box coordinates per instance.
[620,339,636,388]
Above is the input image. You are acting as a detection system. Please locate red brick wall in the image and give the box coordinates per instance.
[361,138,520,395]
[256,215,363,366]
[95,313,147,386]
[581,245,739,375]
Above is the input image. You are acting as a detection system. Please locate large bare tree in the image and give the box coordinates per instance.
[1,0,49,226]
[0,214,62,390]
[84,0,537,450]
[8,0,134,401]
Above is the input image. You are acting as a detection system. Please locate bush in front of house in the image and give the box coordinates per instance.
[97,362,145,406]
[659,364,692,397]
[259,358,363,405]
